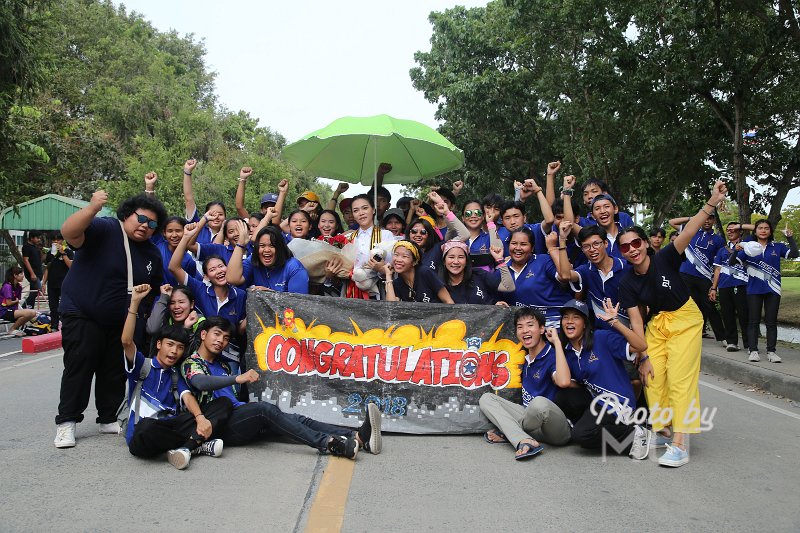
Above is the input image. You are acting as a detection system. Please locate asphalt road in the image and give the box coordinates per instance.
[1,344,798,532]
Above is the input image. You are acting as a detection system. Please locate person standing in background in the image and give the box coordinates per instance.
[41,232,73,331]
[21,230,44,308]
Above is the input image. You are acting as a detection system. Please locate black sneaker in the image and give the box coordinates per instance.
[357,402,382,454]
[327,436,358,460]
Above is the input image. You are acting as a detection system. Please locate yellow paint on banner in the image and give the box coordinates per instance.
[304,457,356,533]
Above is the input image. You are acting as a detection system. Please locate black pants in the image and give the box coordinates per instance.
[553,387,593,424]
[747,292,781,352]
[681,273,725,340]
[25,277,41,309]
[571,407,636,454]
[47,286,62,330]
[719,285,748,347]
[128,397,233,457]
[55,315,125,425]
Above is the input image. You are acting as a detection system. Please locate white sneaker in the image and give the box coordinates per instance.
[193,439,223,457]
[167,448,191,470]
[629,426,652,460]
[11,329,26,337]
[726,344,739,352]
[98,422,120,434]
[767,352,782,363]
[721,340,728,348]
[54,422,76,448]
[748,351,761,362]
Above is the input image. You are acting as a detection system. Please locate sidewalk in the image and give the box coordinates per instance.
[701,338,800,401]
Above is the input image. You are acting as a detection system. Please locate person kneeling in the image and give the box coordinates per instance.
[123,284,233,470]
[479,308,573,461]
[181,316,382,460]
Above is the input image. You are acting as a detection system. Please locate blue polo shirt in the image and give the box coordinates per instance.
[564,330,635,418]
[183,274,247,327]
[579,218,626,261]
[468,231,495,272]
[151,234,199,286]
[497,223,546,257]
[521,343,559,406]
[580,210,634,229]
[571,258,632,329]
[241,257,309,294]
[500,255,571,327]
[736,242,793,295]
[679,227,725,280]
[540,230,586,268]
[124,350,189,445]
[713,244,747,289]
[187,209,218,245]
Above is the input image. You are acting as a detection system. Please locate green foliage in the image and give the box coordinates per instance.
[0,0,325,215]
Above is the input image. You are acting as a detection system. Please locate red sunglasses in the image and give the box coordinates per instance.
[619,237,644,254]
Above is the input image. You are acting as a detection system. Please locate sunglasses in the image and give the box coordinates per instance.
[135,213,158,230]
[619,237,643,254]
[410,228,428,235]
[463,209,484,218]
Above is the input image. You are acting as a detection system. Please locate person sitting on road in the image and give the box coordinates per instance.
[180,316,382,460]
[479,308,574,460]
[146,284,206,356]
[1,266,38,336]
[123,284,233,470]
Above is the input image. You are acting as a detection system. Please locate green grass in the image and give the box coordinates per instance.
[779,277,800,326]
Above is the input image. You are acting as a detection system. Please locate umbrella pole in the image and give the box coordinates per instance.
[373,137,378,227]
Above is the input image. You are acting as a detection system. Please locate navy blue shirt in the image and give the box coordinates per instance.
[679,227,725,280]
[565,330,635,418]
[735,241,793,295]
[392,266,444,302]
[521,343,559,406]
[713,244,747,289]
[61,217,162,326]
[151,234,199,287]
[500,255,572,327]
[183,274,247,327]
[572,258,632,329]
[441,269,503,305]
[241,257,309,294]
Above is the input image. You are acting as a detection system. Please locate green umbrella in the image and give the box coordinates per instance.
[281,114,464,186]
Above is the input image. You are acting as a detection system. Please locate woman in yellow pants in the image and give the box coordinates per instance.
[617,181,727,467]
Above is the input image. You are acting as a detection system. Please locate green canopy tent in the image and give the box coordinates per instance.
[0,194,114,231]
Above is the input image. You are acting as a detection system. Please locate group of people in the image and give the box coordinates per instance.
[38,156,794,470]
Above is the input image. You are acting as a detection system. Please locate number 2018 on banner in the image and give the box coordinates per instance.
[344,394,407,416]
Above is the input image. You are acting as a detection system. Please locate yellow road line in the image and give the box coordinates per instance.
[304,457,355,533]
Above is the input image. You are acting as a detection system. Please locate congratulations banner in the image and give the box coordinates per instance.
[245,292,526,434]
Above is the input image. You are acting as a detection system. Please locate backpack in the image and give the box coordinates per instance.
[24,313,51,336]
[116,358,180,433]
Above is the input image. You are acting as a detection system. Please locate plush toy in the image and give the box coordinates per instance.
[352,241,396,292]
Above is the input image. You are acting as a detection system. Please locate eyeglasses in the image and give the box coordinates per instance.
[410,229,428,235]
[463,209,484,218]
[135,213,158,230]
[580,241,604,252]
[619,237,643,254]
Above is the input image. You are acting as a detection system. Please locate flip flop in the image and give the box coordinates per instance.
[515,441,544,461]
[483,430,508,444]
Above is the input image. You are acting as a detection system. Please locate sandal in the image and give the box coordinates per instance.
[483,429,508,444]
[515,441,544,461]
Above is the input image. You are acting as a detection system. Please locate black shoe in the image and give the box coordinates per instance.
[357,402,382,454]
[327,436,358,459]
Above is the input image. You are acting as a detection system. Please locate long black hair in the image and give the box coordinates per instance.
[405,217,440,252]
[252,226,293,270]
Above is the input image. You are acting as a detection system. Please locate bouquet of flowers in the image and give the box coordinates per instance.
[288,236,356,283]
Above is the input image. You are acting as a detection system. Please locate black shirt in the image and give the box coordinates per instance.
[443,269,501,305]
[44,247,74,288]
[60,217,162,326]
[21,242,43,279]
[392,266,445,303]
[619,243,690,321]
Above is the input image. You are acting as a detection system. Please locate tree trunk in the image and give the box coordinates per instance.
[0,230,23,265]
[652,186,681,229]
[732,93,750,223]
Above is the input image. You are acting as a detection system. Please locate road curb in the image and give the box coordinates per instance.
[701,351,800,401]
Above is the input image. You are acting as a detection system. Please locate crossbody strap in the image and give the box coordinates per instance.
[118,219,133,294]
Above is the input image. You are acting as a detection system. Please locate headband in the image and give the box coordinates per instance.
[393,240,421,265]
[418,215,436,229]
[441,240,469,256]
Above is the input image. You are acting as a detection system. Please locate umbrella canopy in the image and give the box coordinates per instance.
[281,114,464,185]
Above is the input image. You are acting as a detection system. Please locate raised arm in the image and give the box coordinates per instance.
[272,179,289,225]
[144,171,157,198]
[235,166,253,218]
[182,159,198,220]
[667,216,691,230]
[491,245,515,292]
[328,182,349,211]
[61,190,107,249]
[673,181,728,255]
[597,298,647,353]
[169,223,201,284]
[556,221,580,283]
[486,212,502,250]
[225,220,250,286]
[122,284,151,363]
[545,327,572,388]
[545,161,561,206]
[146,285,172,335]
[428,190,469,241]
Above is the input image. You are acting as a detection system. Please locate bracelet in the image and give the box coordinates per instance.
[562,188,574,196]
[194,414,204,419]
[144,190,154,194]
[183,170,192,176]
[127,310,137,316]
[486,221,496,230]
[706,202,716,208]
[710,287,717,291]
[237,178,246,182]
[203,215,209,223]
[639,355,650,363]
[496,258,506,265]
[701,208,714,217]
[235,243,248,251]
[607,318,618,326]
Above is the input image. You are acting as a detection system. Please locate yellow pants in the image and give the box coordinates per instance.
[645,299,703,434]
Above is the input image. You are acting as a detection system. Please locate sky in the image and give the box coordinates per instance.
[117,0,488,198]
